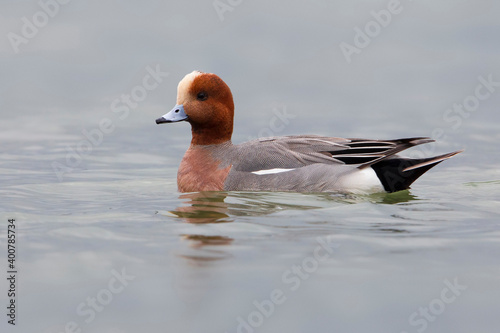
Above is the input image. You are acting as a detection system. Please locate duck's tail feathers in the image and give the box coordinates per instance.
[371,150,463,193]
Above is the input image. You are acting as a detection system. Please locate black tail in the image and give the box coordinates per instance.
[371,150,463,193]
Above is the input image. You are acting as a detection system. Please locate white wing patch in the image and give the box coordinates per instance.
[251,168,296,175]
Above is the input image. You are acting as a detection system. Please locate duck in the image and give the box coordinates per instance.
[155,71,462,193]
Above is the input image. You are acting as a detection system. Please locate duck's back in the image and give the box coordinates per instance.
[223,135,382,193]
[220,135,461,193]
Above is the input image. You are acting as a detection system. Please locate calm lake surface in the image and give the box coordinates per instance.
[2,1,500,333]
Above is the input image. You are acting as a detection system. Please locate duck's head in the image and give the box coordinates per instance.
[156,71,234,145]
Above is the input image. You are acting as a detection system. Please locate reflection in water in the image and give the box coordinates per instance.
[167,190,419,225]
[181,234,233,246]
[169,191,232,223]
[180,235,234,257]
[165,189,421,255]
[165,188,449,310]
[369,190,419,204]
[170,193,234,266]
[176,235,233,267]
[170,196,235,306]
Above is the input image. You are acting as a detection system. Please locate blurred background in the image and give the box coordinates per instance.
[2,1,499,147]
[1,1,499,333]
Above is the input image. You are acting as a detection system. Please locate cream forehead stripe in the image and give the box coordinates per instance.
[176,71,203,104]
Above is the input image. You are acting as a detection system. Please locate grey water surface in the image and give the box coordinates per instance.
[1,1,500,333]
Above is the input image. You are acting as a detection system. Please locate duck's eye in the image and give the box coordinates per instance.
[197,92,208,101]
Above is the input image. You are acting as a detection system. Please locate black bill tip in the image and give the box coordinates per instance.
[155,117,169,124]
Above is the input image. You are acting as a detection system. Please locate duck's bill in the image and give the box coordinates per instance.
[155,104,188,124]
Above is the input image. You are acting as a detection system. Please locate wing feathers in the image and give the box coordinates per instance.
[234,135,460,175]
[402,150,464,172]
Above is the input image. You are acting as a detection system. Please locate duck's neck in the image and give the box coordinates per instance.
[190,124,233,146]
[177,143,233,192]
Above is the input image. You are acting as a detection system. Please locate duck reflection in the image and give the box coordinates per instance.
[169,191,232,224]
[168,190,418,226]
[168,192,235,258]
[372,189,418,204]
[180,234,233,248]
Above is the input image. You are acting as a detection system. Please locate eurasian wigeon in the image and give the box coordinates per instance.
[156,71,462,193]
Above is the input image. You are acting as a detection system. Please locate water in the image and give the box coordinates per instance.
[2,110,499,333]
[2,1,500,332]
